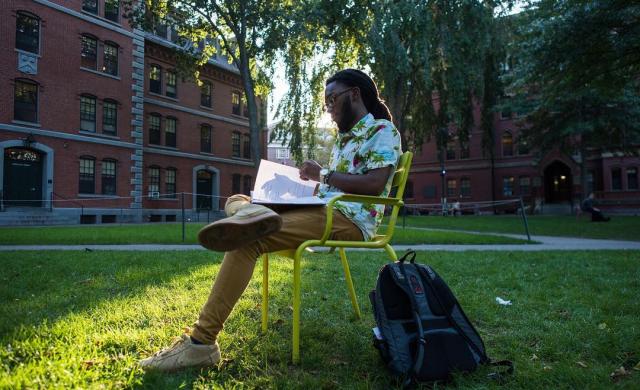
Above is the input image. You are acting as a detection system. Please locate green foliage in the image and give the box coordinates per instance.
[505,0,640,157]
[123,0,301,163]
[272,0,511,158]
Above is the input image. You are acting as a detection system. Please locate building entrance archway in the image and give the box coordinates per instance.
[196,170,214,210]
[3,148,43,207]
[544,160,573,203]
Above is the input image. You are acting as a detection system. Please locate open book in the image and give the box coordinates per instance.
[251,160,326,205]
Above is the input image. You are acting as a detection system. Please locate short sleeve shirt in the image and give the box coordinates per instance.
[318,113,402,240]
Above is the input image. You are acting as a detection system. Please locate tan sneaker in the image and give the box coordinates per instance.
[198,204,282,251]
[139,334,220,372]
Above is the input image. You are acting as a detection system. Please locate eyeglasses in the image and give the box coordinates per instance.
[323,87,355,111]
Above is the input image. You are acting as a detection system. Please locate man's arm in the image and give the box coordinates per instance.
[326,167,393,196]
[299,160,393,196]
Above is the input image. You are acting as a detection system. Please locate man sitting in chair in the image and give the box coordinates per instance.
[581,192,610,222]
[140,69,402,371]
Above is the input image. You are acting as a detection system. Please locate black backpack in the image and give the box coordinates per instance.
[369,250,513,385]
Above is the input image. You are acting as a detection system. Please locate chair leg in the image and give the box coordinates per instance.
[384,244,398,262]
[339,248,361,319]
[261,254,268,334]
[292,250,302,364]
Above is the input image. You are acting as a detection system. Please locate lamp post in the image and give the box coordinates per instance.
[437,127,448,216]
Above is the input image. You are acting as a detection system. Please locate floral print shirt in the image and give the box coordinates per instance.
[319,113,402,240]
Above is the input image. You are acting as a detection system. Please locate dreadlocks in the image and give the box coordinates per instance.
[326,69,393,122]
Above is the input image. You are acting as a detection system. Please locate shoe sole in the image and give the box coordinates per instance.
[198,213,283,251]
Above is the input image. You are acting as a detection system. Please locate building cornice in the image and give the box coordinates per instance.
[0,123,138,149]
[144,147,255,167]
[144,34,241,76]
[0,123,255,167]
[33,0,135,37]
[144,97,250,128]
[411,159,536,173]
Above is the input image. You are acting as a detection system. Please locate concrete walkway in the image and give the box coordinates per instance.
[1,228,639,251]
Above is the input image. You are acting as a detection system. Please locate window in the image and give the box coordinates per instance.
[81,35,98,70]
[149,65,161,93]
[15,12,39,54]
[627,167,638,190]
[14,79,38,123]
[532,176,542,188]
[103,42,118,76]
[460,142,470,159]
[503,176,514,196]
[232,174,241,194]
[101,159,117,195]
[502,131,513,157]
[165,168,176,198]
[500,99,511,119]
[166,71,177,98]
[200,125,212,153]
[460,177,471,197]
[149,114,161,145]
[611,168,622,191]
[446,141,456,160]
[104,0,119,22]
[80,95,97,132]
[519,176,530,195]
[165,117,176,147]
[405,180,414,199]
[276,148,289,160]
[243,175,252,196]
[243,134,251,159]
[79,157,95,194]
[242,95,249,117]
[103,99,117,135]
[201,81,212,107]
[232,92,240,115]
[446,179,457,198]
[148,166,160,194]
[82,0,98,14]
[517,138,530,155]
[154,23,168,39]
[232,132,241,157]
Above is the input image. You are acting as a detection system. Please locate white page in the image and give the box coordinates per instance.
[251,160,325,205]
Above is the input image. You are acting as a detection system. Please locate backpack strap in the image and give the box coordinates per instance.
[395,261,428,383]
[398,250,417,264]
[414,265,488,362]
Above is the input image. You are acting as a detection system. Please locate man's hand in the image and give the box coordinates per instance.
[299,160,322,181]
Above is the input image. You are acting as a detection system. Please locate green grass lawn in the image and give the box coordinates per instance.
[1,250,638,388]
[0,223,532,245]
[393,215,640,241]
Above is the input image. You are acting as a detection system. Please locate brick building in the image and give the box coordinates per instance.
[0,0,265,225]
[407,100,640,215]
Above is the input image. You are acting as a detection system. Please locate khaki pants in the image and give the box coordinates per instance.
[191,195,363,344]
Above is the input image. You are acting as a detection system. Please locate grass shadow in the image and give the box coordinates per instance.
[2,249,639,388]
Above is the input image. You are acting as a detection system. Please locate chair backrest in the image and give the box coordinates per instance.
[376,151,413,243]
[390,151,413,200]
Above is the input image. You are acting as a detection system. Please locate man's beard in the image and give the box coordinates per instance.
[337,98,355,133]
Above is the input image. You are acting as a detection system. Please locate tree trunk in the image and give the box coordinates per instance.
[237,46,261,166]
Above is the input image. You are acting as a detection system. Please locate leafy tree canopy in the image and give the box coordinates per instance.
[505,0,640,155]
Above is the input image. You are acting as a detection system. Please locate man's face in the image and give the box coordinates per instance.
[325,81,355,133]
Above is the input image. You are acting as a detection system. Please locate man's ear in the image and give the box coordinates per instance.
[351,86,362,102]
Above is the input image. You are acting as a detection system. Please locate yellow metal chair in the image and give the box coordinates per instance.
[260,151,413,363]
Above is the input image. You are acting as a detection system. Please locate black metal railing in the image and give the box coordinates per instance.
[52,192,84,217]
